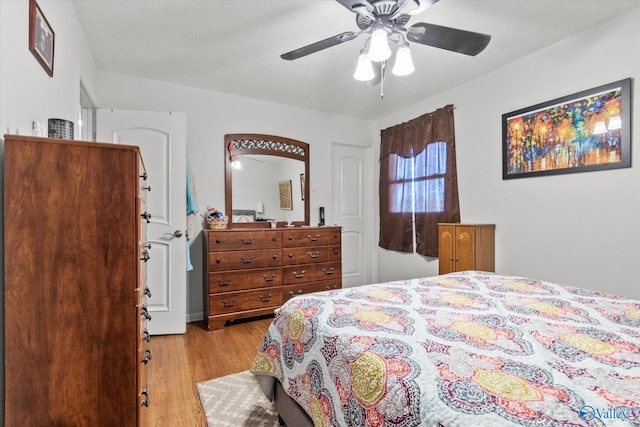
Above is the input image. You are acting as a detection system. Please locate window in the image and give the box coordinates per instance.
[389,142,447,214]
[379,105,460,257]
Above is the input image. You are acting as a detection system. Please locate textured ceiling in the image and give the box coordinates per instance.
[71,0,640,120]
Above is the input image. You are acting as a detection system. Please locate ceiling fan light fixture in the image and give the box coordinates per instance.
[392,43,415,76]
[353,50,375,81]
[368,25,392,62]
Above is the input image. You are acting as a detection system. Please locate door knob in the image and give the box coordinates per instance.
[164,230,183,238]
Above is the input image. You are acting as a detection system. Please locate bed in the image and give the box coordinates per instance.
[250,270,640,426]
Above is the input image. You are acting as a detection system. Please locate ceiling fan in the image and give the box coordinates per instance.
[281,0,491,86]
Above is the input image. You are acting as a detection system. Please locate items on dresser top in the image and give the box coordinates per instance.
[203,226,342,330]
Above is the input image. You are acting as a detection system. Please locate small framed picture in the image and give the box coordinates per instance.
[279,180,293,210]
[29,0,55,77]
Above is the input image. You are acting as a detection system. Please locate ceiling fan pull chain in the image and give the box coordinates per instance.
[380,62,385,99]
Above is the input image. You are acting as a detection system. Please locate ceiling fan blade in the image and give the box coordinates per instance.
[281,32,359,60]
[407,22,491,56]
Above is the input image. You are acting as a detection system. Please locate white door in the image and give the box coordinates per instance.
[97,110,187,335]
[332,143,373,287]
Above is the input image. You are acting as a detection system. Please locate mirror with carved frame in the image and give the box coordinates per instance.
[225,134,310,228]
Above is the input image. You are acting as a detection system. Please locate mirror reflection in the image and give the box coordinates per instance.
[231,155,305,223]
[224,133,310,228]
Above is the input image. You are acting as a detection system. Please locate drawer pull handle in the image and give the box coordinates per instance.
[307,234,321,241]
[141,306,152,320]
[142,349,152,364]
[288,290,304,297]
[143,185,151,191]
[263,274,276,282]
[141,211,152,223]
[143,330,151,342]
[241,238,256,245]
[144,287,152,298]
[308,251,320,258]
[222,298,237,308]
[141,388,150,407]
[216,278,232,287]
[258,294,272,302]
[141,250,150,263]
[326,285,340,290]
[293,270,306,278]
[322,267,335,275]
[241,256,256,264]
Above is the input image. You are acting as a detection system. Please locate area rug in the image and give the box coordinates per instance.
[196,370,280,427]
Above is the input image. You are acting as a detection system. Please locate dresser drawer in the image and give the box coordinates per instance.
[209,291,249,315]
[208,268,282,293]
[282,261,341,284]
[283,280,342,302]
[226,231,270,250]
[283,228,338,247]
[226,249,283,270]
[246,286,282,309]
[283,246,330,265]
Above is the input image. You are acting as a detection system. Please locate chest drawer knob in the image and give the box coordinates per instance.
[141,211,152,223]
[216,258,222,264]
[292,270,306,278]
[333,248,339,255]
[263,274,276,282]
[142,349,152,364]
[322,267,335,275]
[241,256,256,264]
[141,388,150,407]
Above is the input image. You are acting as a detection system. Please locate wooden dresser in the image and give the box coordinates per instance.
[203,226,342,329]
[4,135,151,426]
[438,223,495,274]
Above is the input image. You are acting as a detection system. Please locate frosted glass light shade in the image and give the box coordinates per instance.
[368,27,391,62]
[353,52,375,81]
[392,44,415,76]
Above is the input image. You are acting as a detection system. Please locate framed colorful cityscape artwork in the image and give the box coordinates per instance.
[502,78,631,179]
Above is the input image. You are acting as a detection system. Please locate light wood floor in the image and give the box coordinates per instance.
[146,315,274,426]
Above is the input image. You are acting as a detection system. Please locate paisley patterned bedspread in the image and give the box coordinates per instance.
[250,271,640,426]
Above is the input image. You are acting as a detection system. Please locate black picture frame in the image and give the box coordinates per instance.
[29,0,55,77]
[502,78,631,179]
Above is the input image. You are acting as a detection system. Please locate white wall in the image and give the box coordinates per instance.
[95,71,378,320]
[377,8,640,300]
[0,0,99,137]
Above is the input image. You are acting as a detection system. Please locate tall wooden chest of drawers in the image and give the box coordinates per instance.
[203,226,342,330]
[3,135,151,426]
